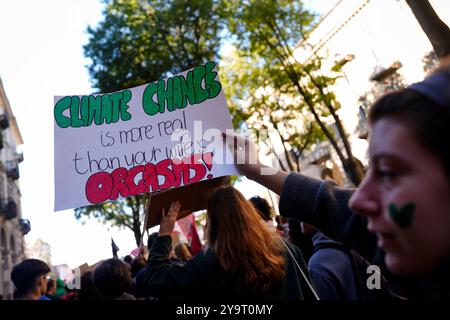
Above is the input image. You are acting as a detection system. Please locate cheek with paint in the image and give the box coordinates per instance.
[388,202,415,229]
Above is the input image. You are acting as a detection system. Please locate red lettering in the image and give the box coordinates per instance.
[84,153,215,204]
[143,163,159,192]
[187,154,207,184]
[125,165,147,196]
[85,172,113,204]
[155,159,176,189]
[110,167,130,200]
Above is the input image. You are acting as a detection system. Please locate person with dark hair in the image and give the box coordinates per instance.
[249,196,272,221]
[93,258,135,300]
[288,218,314,262]
[77,271,101,301]
[143,187,317,301]
[123,255,133,266]
[223,66,450,298]
[131,256,147,279]
[11,259,51,300]
[45,278,59,300]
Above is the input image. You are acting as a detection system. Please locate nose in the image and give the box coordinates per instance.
[348,174,380,217]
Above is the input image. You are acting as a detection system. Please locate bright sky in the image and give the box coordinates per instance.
[0,0,129,268]
[0,0,276,269]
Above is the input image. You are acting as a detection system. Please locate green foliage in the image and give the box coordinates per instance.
[80,0,226,240]
[223,0,362,184]
[84,0,226,92]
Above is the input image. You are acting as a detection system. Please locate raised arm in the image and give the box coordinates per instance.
[222,131,377,260]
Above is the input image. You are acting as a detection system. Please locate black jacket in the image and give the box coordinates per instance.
[279,172,450,299]
[142,235,317,301]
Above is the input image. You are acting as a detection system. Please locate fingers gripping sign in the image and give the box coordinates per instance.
[222,131,278,177]
[158,201,181,236]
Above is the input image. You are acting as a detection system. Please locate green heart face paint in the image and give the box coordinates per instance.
[389,203,415,229]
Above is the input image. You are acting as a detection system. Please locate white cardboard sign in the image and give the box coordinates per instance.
[54,61,237,211]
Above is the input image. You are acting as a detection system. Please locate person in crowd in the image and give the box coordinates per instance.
[54,278,67,299]
[222,66,450,298]
[77,271,101,301]
[45,278,59,300]
[249,195,279,234]
[93,258,136,300]
[11,259,51,300]
[249,196,272,222]
[143,186,318,301]
[123,255,133,266]
[131,256,147,279]
[275,215,289,238]
[301,222,360,299]
[174,243,193,262]
[288,218,314,262]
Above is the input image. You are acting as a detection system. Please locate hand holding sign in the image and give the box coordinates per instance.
[54,61,238,211]
[159,201,181,236]
[222,131,261,179]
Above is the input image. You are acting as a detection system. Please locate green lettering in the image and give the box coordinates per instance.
[205,61,222,99]
[157,78,174,112]
[180,71,196,106]
[88,95,102,126]
[54,96,72,128]
[120,89,132,121]
[193,65,208,104]
[70,96,84,128]
[99,95,113,124]
[172,76,184,109]
[142,83,159,116]
[109,92,122,123]
[80,96,90,125]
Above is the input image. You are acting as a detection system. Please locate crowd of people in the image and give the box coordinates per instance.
[7,65,450,300]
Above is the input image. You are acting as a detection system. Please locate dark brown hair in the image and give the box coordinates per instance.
[368,87,450,177]
[93,258,132,300]
[206,186,285,293]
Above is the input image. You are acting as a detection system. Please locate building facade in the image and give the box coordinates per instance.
[0,77,28,300]
[292,0,450,184]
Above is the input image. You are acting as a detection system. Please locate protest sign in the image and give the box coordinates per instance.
[144,176,228,229]
[54,61,237,211]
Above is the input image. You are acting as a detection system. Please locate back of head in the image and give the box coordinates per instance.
[78,271,101,301]
[11,259,50,297]
[206,186,285,293]
[130,257,147,278]
[46,278,56,296]
[93,258,132,300]
[369,67,450,176]
[123,255,133,265]
[249,196,272,221]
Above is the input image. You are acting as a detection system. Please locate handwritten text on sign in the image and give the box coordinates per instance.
[54,61,237,211]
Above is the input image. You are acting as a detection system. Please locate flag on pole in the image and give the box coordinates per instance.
[111,237,120,258]
[175,214,202,255]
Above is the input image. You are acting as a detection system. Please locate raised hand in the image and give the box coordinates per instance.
[221,131,261,179]
[159,201,181,236]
